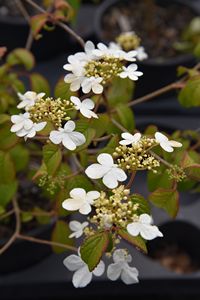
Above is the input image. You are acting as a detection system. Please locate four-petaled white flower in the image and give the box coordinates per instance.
[107,249,139,285]
[62,188,100,215]
[119,132,141,146]
[10,112,46,140]
[69,220,89,238]
[70,96,98,119]
[17,91,45,110]
[74,40,96,62]
[155,132,182,153]
[136,46,148,61]
[119,64,143,81]
[127,214,163,240]
[81,76,103,94]
[63,252,105,288]
[49,120,86,150]
[85,153,127,189]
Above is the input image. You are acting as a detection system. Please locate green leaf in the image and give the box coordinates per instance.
[0,122,19,150]
[34,207,51,224]
[0,181,18,207]
[89,113,110,138]
[0,114,10,124]
[194,42,200,58]
[67,175,94,192]
[10,144,29,172]
[147,166,174,192]
[43,144,62,176]
[0,151,15,184]
[54,77,77,99]
[51,220,75,253]
[116,104,135,131]
[98,135,119,154]
[118,229,147,253]
[6,48,35,70]
[30,14,48,37]
[130,193,150,215]
[107,77,134,107]
[30,73,50,96]
[74,126,96,152]
[149,188,179,218]
[178,77,200,107]
[21,211,34,223]
[80,231,109,271]
[181,152,200,181]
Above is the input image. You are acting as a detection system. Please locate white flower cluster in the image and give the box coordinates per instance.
[64,41,143,94]
[10,91,98,150]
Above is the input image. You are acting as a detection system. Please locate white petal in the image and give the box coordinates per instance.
[70,188,86,200]
[26,128,36,138]
[169,140,182,148]
[114,167,127,182]
[64,120,76,132]
[63,255,84,271]
[34,122,47,132]
[92,83,103,94]
[128,64,138,71]
[62,135,77,150]
[139,214,152,224]
[107,263,122,281]
[86,191,100,203]
[49,131,63,144]
[85,164,108,179]
[69,131,86,146]
[62,198,85,211]
[127,223,141,237]
[85,40,95,53]
[103,171,119,189]
[92,260,105,276]
[82,99,95,110]
[139,224,163,240]
[72,265,92,288]
[70,96,81,108]
[69,220,82,232]
[119,71,128,79]
[121,266,139,285]
[10,123,23,132]
[79,202,92,215]
[11,115,22,123]
[15,128,27,137]
[160,141,174,153]
[155,132,168,143]
[97,153,114,166]
[23,119,33,130]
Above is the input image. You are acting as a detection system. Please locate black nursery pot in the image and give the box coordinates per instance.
[0,219,55,275]
[0,16,70,61]
[94,0,200,97]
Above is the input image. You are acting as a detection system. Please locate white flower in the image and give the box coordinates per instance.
[69,220,89,238]
[49,120,86,150]
[70,96,98,119]
[85,153,127,189]
[127,214,163,240]
[119,64,143,81]
[10,112,46,140]
[119,132,141,146]
[107,249,139,285]
[155,132,182,153]
[62,188,100,215]
[136,46,148,61]
[63,55,85,77]
[81,76,103,94]
[63,253,105,288]
[17,91,45,110]
[74,41,97,62]
[64,73,85,92]
[93,42,137,62]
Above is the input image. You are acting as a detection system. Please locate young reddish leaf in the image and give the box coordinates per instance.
[80,231,109,271]
[30,14,49,38]
[118,229,147,253]
[149,188,179,218]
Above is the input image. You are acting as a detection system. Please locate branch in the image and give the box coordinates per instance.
[17,234,77,252]
[126,171,136,189]
[0,209,14,221]
[111,118,127,132]
[0,197,21,255]
[24,0,85,48]
[149,150,173,168]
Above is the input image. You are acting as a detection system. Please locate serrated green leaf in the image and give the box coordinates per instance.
[149,188,179,218]
[118,229,147,253]
[6,48,35,70]
[116,104,135,131]
[30,73,50,96]
[51,220,75,253]
[80,231,109,271]
[130,193,150,215]
[43,144,62,175]
[178,77,200,107]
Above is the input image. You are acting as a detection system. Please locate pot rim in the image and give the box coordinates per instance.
[94,0,200,67]
[0,216,57,246]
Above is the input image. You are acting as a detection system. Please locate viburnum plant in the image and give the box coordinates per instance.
[0,0,200,289]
